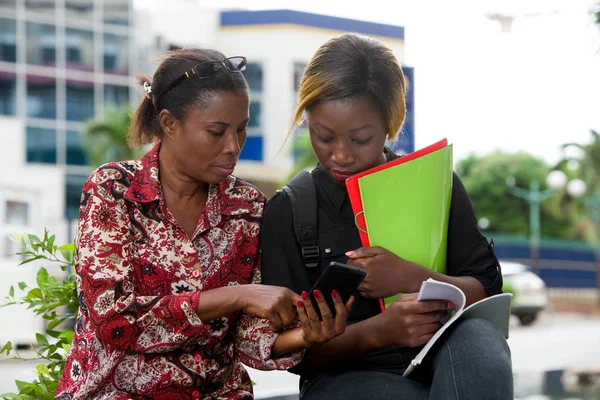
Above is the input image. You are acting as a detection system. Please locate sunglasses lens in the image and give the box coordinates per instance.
[226,57,247,72]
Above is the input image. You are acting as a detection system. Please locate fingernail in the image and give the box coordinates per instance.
[314,290,322,299]
[345,251,354,257]
[302,291,309,301]
[332,289,339,299]
[297,300,303,308]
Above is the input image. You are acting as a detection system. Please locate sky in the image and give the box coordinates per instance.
[137,0,600,165]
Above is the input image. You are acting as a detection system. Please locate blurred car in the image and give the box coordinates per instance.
[500,260,548,325]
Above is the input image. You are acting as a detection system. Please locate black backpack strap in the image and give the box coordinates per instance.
[282,170,320,269]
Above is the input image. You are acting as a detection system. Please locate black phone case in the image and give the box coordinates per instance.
[309,262,366,320]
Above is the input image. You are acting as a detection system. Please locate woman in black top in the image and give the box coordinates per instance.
[261,33,513,399]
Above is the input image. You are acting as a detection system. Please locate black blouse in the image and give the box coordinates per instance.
[260,151,503,376]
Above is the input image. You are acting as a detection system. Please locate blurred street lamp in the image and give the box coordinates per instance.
[506,171,585,271]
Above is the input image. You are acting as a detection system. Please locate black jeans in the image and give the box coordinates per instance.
[299,317,513,400]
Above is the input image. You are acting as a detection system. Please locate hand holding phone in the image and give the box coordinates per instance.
[309,261,366,320]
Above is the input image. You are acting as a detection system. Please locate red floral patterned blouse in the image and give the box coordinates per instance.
[56,142,302,400]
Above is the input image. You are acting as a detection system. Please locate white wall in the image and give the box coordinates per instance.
[217,26,405,170]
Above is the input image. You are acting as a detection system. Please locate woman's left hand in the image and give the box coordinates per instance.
[346,246,426,298]
[296,289,353,348]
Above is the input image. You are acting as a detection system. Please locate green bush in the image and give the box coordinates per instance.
[0,230,77,400]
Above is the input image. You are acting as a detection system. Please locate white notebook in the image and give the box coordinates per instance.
[403,278,512,376]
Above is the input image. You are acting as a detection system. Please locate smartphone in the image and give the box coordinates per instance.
[309,261,367,320]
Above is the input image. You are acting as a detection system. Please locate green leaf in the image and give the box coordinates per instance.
[36,333,49,346]
[57,244,75,252]
[0,341,13,355]
[1,393,24,400]
[14,381,29,391]
[58,331,74,343]
[25,288,42,300]
[27,234,41,245]
[36,268,49,288]
[18,282,27,291]
[19,255,46,266]
[47,316,69,331]
[62,343,71,354]
[47,235,55,252]
[8,286,14,298]
[35,364,50,376]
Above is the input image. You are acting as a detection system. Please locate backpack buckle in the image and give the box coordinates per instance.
[301,246,320,268]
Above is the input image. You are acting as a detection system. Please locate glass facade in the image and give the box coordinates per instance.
[27,75,56,119]
[26,22,56,66]
[0,1,16,10]
[104,34,129,75]
[0,18,17,62]
[244,63,263,92]
[248,101,261,128]
[65,174,88,220]
[25,0,54,14]
[103,0,130,26]
[26,126,56,164]
[241,63,263,161]
[104,84,129,109]
[0,72,16,116]
[0,0,135,219]
[66,0,94,21]
[66,28,95,71]
[66,80,95,122]
[66,130,88,166]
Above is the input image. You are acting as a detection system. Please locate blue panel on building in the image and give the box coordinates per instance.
[220,10,405,40]
[387,66,414,155]
[240,136,263,161]
[539,268,597,288]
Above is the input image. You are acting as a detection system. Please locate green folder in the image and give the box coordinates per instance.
[358,144,453,308]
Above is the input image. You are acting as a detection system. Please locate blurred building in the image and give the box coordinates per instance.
[0,0,412,343]
[0,0,137,345]
[145,4,414,194]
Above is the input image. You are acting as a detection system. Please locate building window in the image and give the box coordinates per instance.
[65,174,88,220]
[103,0,130,26]
[0,1,16,10]
[5,200,29,226]
[104,84,129,109]
[66,0,94,21]
[25,0,54,14]
[248,101,261,128]
[26,126,56,164]
[66,28,94,71]
[293,62,306,92]
[0,72,16,116]
[243,63,263,92]
[27,75,57,119]
[66,130,88,166]
[66,80,94,121]
[0,18,17,63]
[26,22,56,66]
[103,34,129,75]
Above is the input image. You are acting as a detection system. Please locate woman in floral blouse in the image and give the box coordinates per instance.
[55,49,351,400]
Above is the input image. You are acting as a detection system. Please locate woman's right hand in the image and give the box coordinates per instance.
[237,285,301,331]
[374,293,453,348]
[296,289,353,348]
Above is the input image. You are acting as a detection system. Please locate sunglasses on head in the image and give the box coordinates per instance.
[153,56,247,106]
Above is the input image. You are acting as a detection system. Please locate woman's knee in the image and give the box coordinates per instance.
[445,317,512,361]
